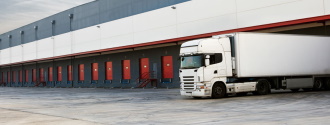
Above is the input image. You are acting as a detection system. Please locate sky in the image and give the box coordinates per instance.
[0,0,94,34]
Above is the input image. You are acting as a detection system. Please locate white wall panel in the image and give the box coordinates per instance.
[73,26,100,53]
[134,26,177,45]
[236,0,298,12]
[100,17,133,49]
[54,33,72,57]
[133,7,177,32]
[237,0,324,28]
[37,38,53,59]
[101,34,134,48]
[177,0,236,23]
[23,42,37,61]
[0,49,10,65]
[325,0,330,14]
[177,13,237,37]
[10,46,23,63]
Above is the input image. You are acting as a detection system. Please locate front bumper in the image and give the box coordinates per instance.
[180,89,211,97]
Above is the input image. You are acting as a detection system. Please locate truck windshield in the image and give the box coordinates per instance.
[180,55,203,69]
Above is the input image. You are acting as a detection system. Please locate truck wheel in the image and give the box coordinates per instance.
[212,83,226,98]
[324,78,330,90]
[313,78,323,91]
[253,79,270,95]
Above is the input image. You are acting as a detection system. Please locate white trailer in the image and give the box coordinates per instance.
[179,32,330,98]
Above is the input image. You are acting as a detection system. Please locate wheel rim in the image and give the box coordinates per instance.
[314,80,322,89]
[215,86,222,95]
[260,83,265,91]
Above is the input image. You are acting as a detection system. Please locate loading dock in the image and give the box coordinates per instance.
[122,60,130,80]
[32,69,36,83]
[139,58,149,79]
[48,67,53,82]
[91,63,98,81]
[78,64,84,81]
[57,66,62,82]
[67,65,73,82]
[105,61,113,80]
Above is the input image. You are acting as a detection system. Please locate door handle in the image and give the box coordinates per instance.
[214,70,217,74]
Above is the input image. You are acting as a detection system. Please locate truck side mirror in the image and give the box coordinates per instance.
[205,55,210,66]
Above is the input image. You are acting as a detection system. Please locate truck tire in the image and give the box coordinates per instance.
[212,83,226,98]
[325,78,330,90]
[313,78,323,91]
[253,79,271,95]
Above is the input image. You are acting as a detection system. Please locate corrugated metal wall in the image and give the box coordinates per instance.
[0,33,9,48]
[22,24,37,44]
[0,0,189,50]
[10,29,21,47]
[36,17,53,40]
[0,34,5,49]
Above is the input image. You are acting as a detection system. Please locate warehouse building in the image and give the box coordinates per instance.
[1,0,330,88]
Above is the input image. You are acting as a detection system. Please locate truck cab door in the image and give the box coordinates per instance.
[203,63,218,82]
[203,53,226,81]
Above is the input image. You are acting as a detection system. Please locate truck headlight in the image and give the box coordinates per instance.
[197,86,205,89]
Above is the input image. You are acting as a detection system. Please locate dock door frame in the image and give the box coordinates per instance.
[91,63,99,81]
[122,60,131,80]
[57,66,62,82]
[78,64,85,81]
[161,56,173,79]
[105,61,113,80]
[139,58,150,79]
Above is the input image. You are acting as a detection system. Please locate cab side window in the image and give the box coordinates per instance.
[209,53,222,65]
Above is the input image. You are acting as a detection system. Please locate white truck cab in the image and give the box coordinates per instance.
[180,34,257,98]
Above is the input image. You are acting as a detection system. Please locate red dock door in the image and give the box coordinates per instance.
[12,71,16,82]
[92,63,98,80]
[19,70,23,82]
[39,68,45,82]
[25,70,29,82]
[162,56,173,78]
[7,72,10,83]
[57,66,62,81]
[48,67,53,82]
[32,69,36,82]
[1,72,4,83]
[105,62,113,80]
[67,65,73,81]
[139,58,149,79]
[79,64,84,81]
[122,60,130,79]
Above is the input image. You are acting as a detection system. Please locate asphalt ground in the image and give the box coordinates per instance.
[0,87,330,125]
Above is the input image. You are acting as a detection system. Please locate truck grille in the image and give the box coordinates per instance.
[182,76,195,90]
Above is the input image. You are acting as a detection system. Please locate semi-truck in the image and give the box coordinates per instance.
[179,32,330,98]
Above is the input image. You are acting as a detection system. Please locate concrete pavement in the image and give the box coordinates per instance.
[0,87,330,124]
